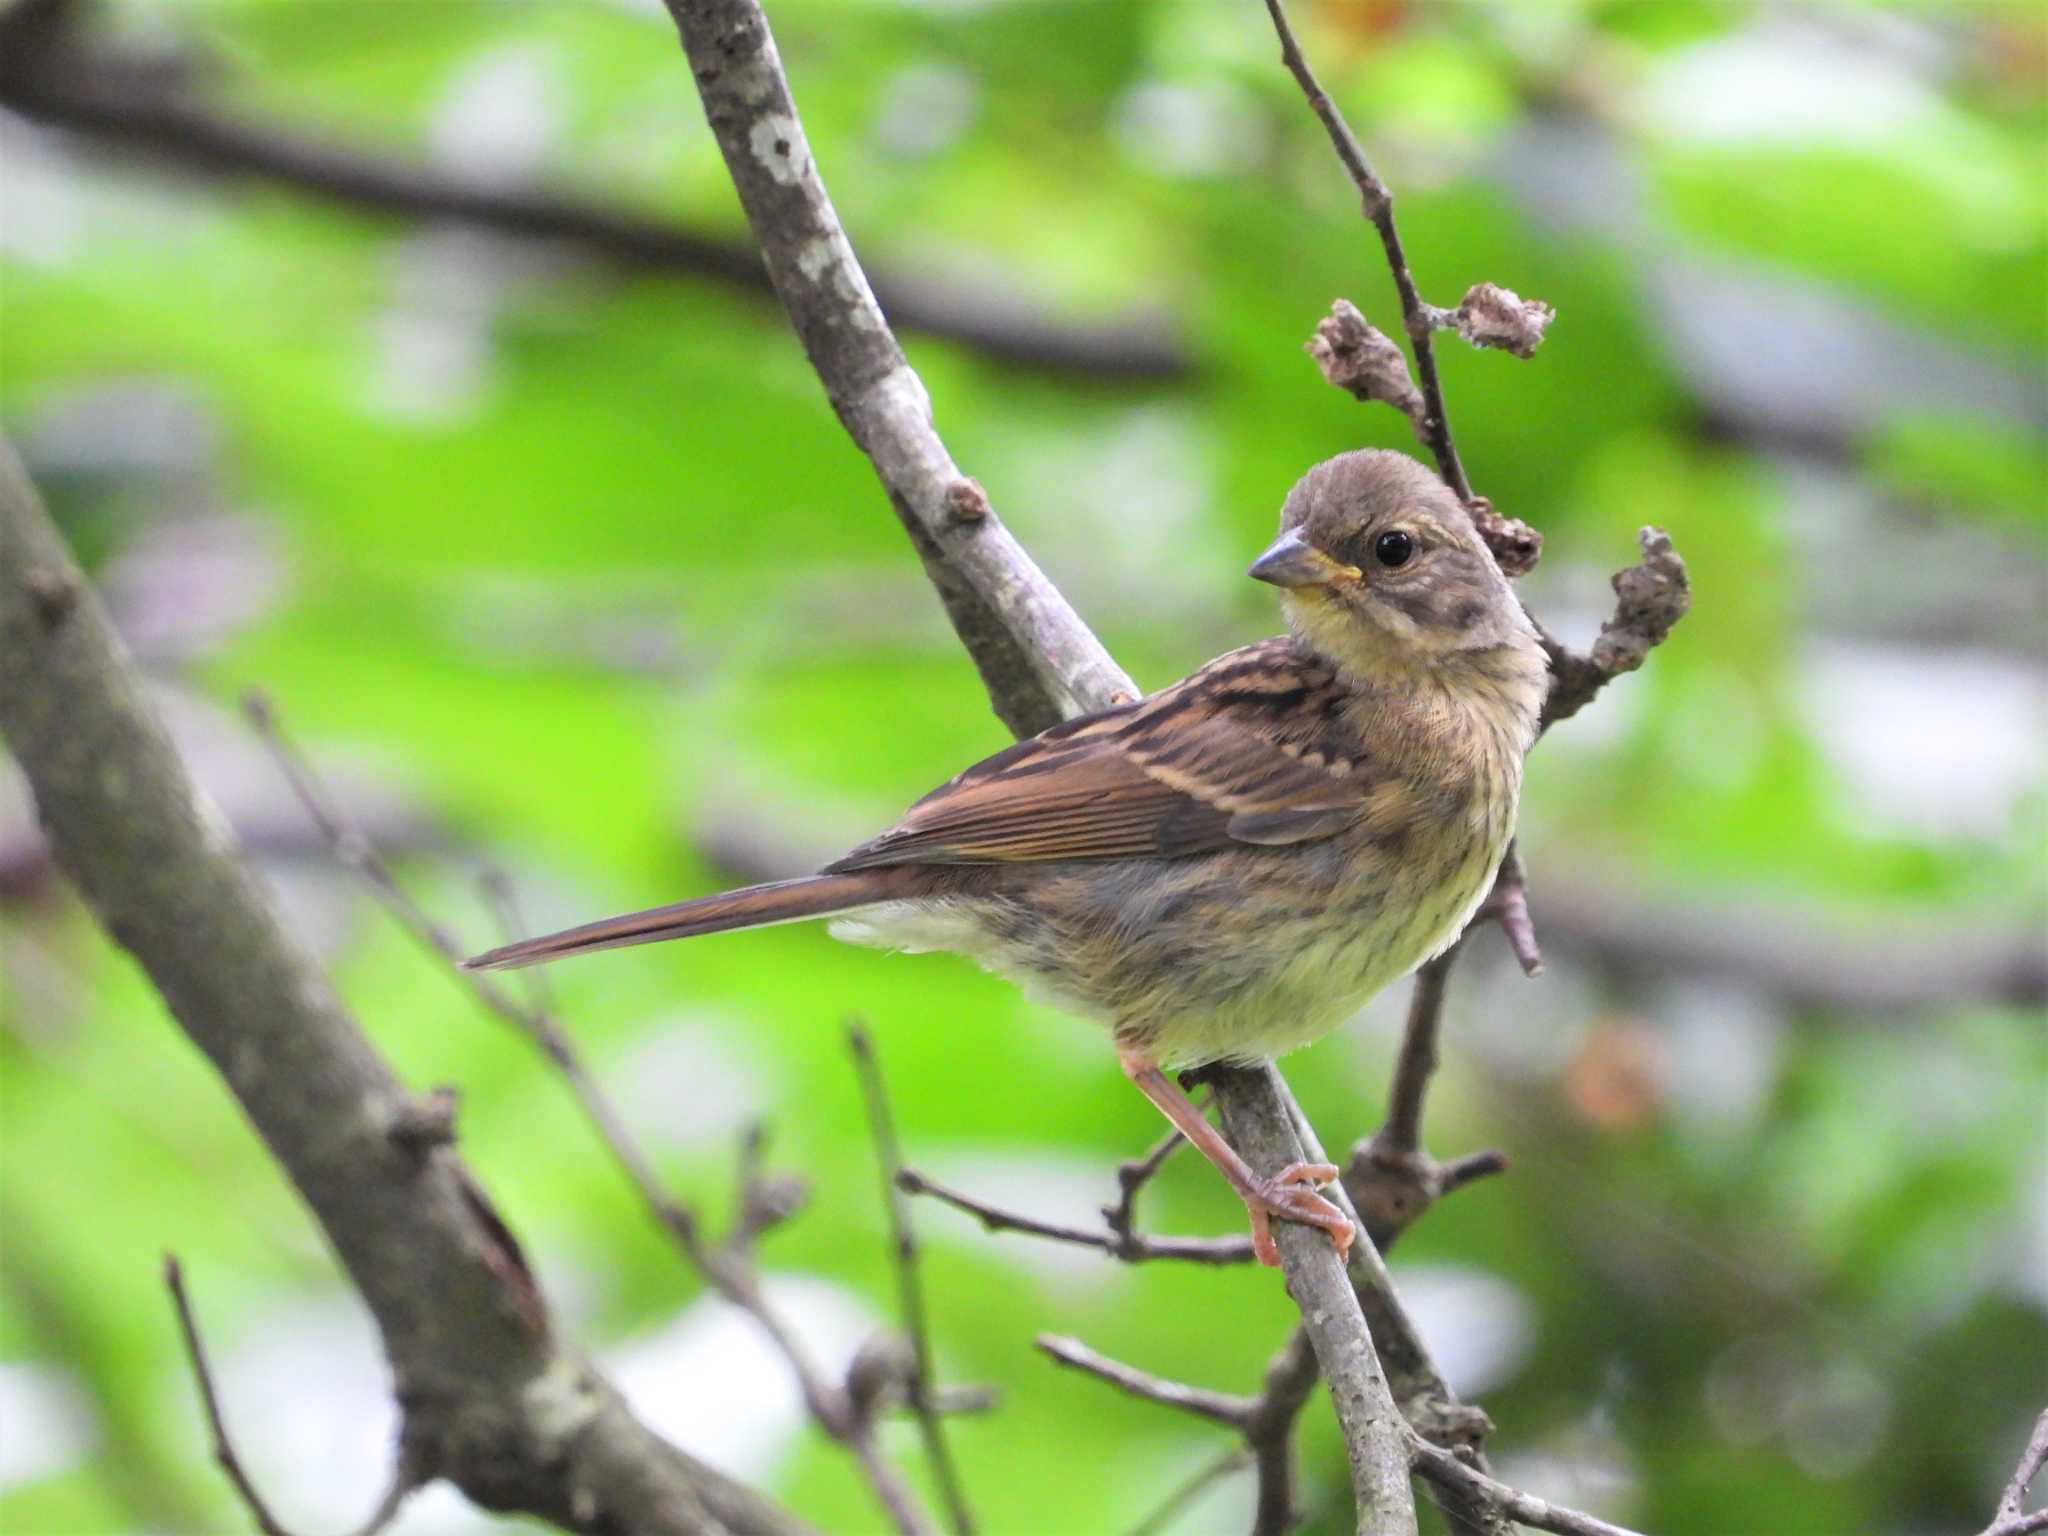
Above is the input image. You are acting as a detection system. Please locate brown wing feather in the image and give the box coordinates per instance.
[825,640,1368,871]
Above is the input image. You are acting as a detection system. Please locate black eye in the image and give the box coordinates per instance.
[1373,530,1415,568]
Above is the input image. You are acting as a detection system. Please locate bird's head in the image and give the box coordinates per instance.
[1250,450,1536,677]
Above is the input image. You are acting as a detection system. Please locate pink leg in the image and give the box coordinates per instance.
[1119,1048,1354,1268]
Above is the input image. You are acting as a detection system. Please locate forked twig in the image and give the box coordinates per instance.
[1039,1329,1320,1536]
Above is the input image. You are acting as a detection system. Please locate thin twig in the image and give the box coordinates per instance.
[1104,1118,1192,1247]
[162,1256,298,1536]
[847,1021,977,1536]
[163,1256,418,1536]
[1037,1336,1258,1431]
[1243,1327,1322,1536]
[1261,0,1469,501]
[898,1167,1256,1265]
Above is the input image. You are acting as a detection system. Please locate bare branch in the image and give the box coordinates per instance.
[1408,1436,1649,1536]
[1038,1326,1328,1536]
[1979,1410,2048,1536]
[898,1167,1256,1266]
[1102,1112,1204,1258]
[1243,1328,1324,1536]
[1038,1335,1258,1431]
[847,1021,978,1536]
[1343,947,1510,1257]
[0,18,1187,383]
[1269,1081,1493,1445]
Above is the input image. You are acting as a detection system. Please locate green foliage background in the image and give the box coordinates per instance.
[2,2,2043,1533]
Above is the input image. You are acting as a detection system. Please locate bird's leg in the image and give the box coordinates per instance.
[1118,1048,1355,1268]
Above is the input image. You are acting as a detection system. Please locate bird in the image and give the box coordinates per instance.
[465,449,1549,1266]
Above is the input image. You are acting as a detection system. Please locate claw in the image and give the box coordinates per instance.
[1240,1163,1354,1266]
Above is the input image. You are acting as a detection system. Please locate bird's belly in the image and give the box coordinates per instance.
[831,818,1510,1070]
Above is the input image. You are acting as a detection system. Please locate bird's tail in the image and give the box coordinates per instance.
[460,870,915,972]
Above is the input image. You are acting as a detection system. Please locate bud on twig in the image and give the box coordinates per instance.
[1450,282,1554,359]
[1307,300,1428,434]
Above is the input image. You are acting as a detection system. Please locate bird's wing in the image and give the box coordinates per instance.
[825,640,1372,870]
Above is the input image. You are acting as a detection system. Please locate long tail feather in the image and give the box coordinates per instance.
[461,871,908,972]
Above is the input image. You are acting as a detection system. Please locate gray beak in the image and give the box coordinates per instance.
[1248,528,1351,588]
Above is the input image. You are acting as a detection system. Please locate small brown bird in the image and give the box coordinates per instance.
[467,450,1548,1265]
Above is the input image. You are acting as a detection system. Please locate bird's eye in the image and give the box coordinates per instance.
[1373,530,1415,568]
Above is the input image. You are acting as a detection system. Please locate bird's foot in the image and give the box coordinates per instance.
[1243,1161,1353,1268]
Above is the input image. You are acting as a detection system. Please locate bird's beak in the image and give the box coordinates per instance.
[1248,529,1359,589]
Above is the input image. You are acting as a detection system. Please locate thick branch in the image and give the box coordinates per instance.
[0,17,1186,383]
[0,438,809,1536]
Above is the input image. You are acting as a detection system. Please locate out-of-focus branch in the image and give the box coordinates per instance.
[661,2,1421,1529]
[0,437,809,1535]
[1344,944,1511,1255]
[1104,1113,1194,1251]
[1978,1409,2048,1536]
[847,1022,978,1536]
[0,9,1188,383]
[163,1256,340,1536]
[165,1256,418,1536]
[243,692,934,1536]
